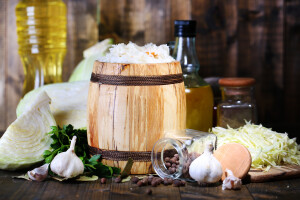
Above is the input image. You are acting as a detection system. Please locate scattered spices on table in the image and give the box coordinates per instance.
[146,188,152,195]
[115,176,122,183]
[126,175,185,188]
[100,178,106,184]
[131,176,139,183]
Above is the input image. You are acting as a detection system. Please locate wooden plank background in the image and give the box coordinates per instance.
[0,0,299,139]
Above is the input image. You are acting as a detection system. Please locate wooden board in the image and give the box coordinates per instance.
[214,143,252,180]
[248,164,300,183]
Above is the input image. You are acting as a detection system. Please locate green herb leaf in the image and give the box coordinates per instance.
[43,125,120,178]
[76,175,98,182]
[120,158,134,179]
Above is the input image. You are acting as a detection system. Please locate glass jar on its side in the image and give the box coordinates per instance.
[217,78,257,128]
[151,129,217,180]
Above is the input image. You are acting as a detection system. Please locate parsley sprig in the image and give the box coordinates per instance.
[43,125,120,177]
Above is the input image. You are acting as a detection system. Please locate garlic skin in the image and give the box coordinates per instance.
[50,136,84,179]
[27,163,49,181]
[189,142,223,184]
[222,169,242,190]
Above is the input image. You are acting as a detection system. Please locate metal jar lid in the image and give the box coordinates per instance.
[219,78,255,87]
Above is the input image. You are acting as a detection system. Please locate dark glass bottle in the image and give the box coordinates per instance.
[172,20,213,132]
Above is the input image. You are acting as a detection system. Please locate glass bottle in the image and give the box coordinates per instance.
[16,0,67,96]
[172,20,214,132]
[151,129,217,180]
[217,78,257,128]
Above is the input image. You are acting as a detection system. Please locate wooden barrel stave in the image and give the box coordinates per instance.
[88,61,186,174]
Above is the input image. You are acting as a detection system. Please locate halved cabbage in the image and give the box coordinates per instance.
[0,91,56,170]
[68,38,113,82]
[17,81,89,129]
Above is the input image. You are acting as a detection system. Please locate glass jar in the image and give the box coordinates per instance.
[217,78,257,128]
[151,129,217,180]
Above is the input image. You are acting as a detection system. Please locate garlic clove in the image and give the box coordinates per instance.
[27,163,49,181]
[50,136,84,179]
[222,169,242,190]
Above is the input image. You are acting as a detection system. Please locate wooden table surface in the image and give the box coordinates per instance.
[0,169,300,200]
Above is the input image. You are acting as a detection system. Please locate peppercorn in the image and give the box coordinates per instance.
[141,177,148,185]
[137,180,143,187]
[146,188,152,195]
[115,176,122,183]
[100,178,106,184]
[173,180,181,187]
[131,176,139,184]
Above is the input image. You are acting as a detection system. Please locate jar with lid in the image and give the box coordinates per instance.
[151,129,217,180]
[172,20,214,132]
[217,78,257,128]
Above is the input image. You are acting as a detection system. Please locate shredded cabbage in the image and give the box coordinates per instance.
[212,122,300,171]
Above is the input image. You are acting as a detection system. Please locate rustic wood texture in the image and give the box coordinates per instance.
[0,0,299,141]
[284,0,300,132]
[248,164,300,183]
[98,0,191,45]
[87,61,186,174]
[0,0,6,131]
[1,169,300,200]
[247,179,300,199]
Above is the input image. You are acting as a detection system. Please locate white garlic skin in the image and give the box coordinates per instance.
[222,169,242,190]
[50,136,84,179]
[27,163,49,181]
[189,142,223,184]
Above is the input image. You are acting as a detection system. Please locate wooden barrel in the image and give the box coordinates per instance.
[87,60,186,174]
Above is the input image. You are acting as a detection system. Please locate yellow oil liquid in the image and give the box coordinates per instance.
[16,0,67,95]
[185,86,214,132]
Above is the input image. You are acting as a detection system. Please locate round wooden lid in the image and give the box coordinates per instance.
[219,78,255,87]
[214,143,252,180]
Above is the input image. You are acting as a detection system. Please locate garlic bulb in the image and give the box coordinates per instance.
[189,142,222,184]
[50,136,84,179]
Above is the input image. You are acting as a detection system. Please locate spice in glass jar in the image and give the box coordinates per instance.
[217,78,257,129]
[151,129,217,181]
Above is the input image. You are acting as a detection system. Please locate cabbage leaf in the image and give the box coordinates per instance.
[0,91,56,170]
[17,81,89,129]
[68,38,113,82]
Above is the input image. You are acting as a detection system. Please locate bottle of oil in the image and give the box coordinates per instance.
[172,20,213,132]
[16,0,67,96]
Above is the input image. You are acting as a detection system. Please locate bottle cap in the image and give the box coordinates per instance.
[174,20,197,37]
[219,78,255,87]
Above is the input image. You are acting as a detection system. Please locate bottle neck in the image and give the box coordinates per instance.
[172,37,199,74]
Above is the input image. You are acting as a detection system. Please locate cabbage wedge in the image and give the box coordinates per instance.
[17,81,89,129]
[0,91,56,170]
[68,38,113,82]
